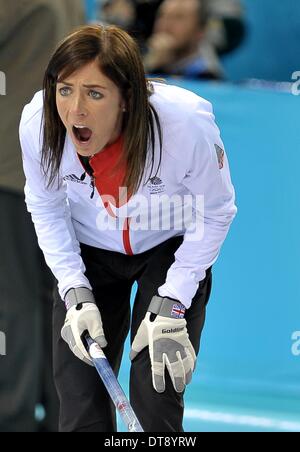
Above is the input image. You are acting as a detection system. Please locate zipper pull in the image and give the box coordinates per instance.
[90,177,95,199]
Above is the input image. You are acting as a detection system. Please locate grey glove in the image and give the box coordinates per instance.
[61,287,107,366]
[130,295,196,393]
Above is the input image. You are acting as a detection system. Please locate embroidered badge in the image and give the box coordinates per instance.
[171,304,186,319]
[215,144,225,170]
[147,176,165,194]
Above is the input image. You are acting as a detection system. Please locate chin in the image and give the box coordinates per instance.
[76,148,95,157]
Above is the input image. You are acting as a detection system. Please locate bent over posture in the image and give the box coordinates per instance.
[20,25,237,432]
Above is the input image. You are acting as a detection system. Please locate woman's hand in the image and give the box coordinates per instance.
[130,295,196,393]
[61,288,107,365]
[144,32,178,72]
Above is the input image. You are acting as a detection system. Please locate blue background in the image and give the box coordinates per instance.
[223,0,300,82]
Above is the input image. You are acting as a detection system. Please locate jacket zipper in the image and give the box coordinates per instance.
[77,154,133,254]
[123,218,133,255]
[78,156,95,199]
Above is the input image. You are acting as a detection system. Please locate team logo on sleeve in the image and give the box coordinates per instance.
[215,144,224,170]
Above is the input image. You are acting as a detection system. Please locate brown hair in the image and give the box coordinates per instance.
[42,24,162,195]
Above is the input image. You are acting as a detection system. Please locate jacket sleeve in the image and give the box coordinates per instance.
[20,110,92,300]
[158,102,237,308]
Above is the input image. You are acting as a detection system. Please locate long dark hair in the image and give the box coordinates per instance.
[42,24,162,196]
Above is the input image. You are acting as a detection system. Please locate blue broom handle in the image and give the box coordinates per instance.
[85,335,144,433]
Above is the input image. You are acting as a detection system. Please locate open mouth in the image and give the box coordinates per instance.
[72,125,93,144]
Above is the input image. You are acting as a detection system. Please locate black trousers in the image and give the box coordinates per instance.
[53,236,212,432]
[0,190,59,432]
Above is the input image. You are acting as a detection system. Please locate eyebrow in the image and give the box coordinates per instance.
[57,81,108,90]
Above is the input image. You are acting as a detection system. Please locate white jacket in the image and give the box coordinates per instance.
[20,82,237,308]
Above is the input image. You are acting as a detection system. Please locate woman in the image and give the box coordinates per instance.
[20,25,236,432]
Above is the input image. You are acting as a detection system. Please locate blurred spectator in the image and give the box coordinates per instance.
[132,0,245,54]
[0,0,85,432]
[143,0,222,79]
[99,0,245,79]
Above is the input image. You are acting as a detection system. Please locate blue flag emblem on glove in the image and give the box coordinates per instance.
[171,304,185,319]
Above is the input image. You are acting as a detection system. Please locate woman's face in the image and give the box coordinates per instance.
[56,60,126,157]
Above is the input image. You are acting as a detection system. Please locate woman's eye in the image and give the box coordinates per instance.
[59,87,71,96]
[89,90,103,100]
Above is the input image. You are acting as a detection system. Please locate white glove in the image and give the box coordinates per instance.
[130,295,196,393]
[61,287,107,365]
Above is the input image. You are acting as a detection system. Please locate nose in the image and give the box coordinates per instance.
[69,92,87,117]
